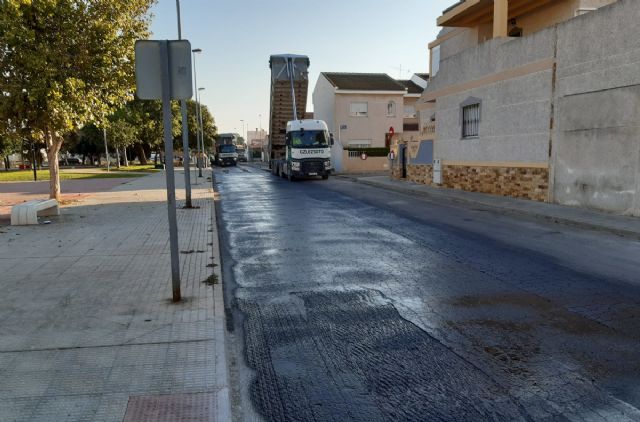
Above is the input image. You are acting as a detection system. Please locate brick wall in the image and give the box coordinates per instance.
[442,165,549,202]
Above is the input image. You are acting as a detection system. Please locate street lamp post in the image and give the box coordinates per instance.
[192,48,203,178]
[176,0,193,207]
[198,87,205,173]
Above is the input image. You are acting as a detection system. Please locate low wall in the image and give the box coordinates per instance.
[442,164,549,202]
[407,164,433,185]
[340,151,389,174]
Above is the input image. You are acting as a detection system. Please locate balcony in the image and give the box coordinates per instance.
[438,0,555,37]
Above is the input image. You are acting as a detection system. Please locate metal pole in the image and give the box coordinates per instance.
[198,92,204,171]
[193,51,201,179]
[288,58,298,121]
[160,40,182,302]
[31,142,37,181]
[176,0,193,207]
[103,128,110,172]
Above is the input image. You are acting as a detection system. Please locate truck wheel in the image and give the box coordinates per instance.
[288,172,295,182]
[322,174,329,180]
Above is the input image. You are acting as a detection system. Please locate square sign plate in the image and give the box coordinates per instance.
[135,40,193,100]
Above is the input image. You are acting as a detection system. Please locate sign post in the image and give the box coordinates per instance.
[136,39,193,302]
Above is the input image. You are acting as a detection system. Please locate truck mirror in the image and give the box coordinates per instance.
[330,133,335,146]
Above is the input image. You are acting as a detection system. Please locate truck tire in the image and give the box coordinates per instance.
[322,174,329,180]
[288,172,295,182]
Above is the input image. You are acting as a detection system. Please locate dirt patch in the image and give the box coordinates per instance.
[203,274,218,285]
[449,293,609,336]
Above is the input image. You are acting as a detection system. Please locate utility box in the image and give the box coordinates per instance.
[433,158,442,185]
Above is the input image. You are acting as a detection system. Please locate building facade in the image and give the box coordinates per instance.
[313,73,426,174]
[406,0,639,216]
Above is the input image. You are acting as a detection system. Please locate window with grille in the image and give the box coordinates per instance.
[462,103,480,138]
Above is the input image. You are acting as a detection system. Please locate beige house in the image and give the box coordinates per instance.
[313,73,426,173]
[406,0,640,216]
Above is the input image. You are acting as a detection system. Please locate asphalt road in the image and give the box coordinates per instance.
[216,165,640,422]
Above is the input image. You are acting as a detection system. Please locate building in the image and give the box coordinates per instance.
[313,72,426,174]
[405,0,639,216]
[247,129,268,160]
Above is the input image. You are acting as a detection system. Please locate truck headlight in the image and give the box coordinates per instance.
[324,160,331,169]
[291,161,301,170]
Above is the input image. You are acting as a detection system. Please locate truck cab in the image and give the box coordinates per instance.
[215,144,238,166]
[274,119,333,180]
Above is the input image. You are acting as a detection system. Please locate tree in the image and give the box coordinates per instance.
[0,136,20,170]
[199,104,218,152]
[124,99,180,165]
[179,100,217,151]
[0,0,155,200]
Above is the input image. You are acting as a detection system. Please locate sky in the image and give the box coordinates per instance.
[150,0,453,135]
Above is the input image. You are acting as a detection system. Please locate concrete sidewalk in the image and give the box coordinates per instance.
[345,175,640,239]
[0,170,230,421]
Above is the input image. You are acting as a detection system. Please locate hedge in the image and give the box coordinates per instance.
[343,147,390,157]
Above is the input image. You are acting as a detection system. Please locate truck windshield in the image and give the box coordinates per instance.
[290,130,328,148]
[219,145,236,153]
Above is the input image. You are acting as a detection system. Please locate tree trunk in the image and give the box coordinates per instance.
[45,129,63,201]
[116,148,121,169]
[123,147,129,167]
[135,144,148,165]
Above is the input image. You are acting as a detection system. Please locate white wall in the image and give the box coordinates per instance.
[312,74,341,172]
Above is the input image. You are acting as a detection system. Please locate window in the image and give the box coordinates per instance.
[461,103,480,138]
[350,102,368,117]
[404,105,417,118]
[289,130,328,147]
[431,45,440,77]
[387,101,396,117]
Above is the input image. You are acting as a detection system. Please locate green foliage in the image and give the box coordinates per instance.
[343,147,390,157]
[0,0,155,197]
[178,100,217,150]
[0,136,20,159]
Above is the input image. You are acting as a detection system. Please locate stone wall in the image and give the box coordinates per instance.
[442,165,549,202]
[407,164,433,185]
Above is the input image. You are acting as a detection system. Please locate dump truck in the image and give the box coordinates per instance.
[214,133,239,166]
[268,54,333,180]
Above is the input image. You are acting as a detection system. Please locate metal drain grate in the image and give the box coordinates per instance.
[123,392,215,422]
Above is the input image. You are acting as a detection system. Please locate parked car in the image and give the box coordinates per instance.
[59,157,82,166]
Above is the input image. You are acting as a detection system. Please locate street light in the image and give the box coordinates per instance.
[192,48,203,178]
[198,87,206,171]
[175,0,192,209]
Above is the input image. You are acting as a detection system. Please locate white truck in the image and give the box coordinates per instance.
[268,54,333,181]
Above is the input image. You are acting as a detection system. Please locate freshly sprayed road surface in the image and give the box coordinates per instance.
[217,165,640,421]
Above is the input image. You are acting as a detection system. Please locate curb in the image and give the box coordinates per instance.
[208,170,233,421]
[345,177,640,240]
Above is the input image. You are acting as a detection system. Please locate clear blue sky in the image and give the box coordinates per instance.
[150,0,452,135]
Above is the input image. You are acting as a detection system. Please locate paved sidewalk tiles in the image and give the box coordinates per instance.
[0,170,229,422]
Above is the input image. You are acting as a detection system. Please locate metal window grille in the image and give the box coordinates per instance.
[348,150,362,158]
[462,103,480,138]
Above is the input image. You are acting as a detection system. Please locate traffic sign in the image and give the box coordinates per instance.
[135,40,193,100]
[389,126,395,136]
